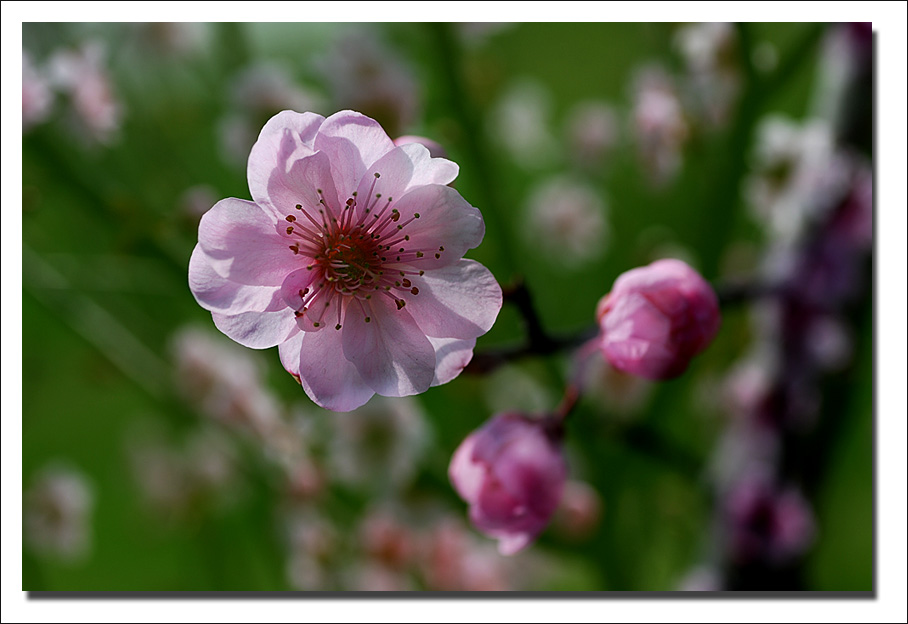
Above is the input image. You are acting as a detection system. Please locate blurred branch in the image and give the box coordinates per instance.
[464,278,597,375]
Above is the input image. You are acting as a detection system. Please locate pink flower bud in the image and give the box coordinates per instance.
[449,413,566,555]
[597,259,720,380]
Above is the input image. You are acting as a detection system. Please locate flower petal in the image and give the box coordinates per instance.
[428,336,476,386]
[211,309,298,349]
[341,295,436,397]
[296,323,376,411]
[389,184,485,270]
[189,244,285,314]
[493,532,534,556]
[448,434,484,502]
[248,110,324,218]
[406,260,502,339]
[353,143,458,222]
[278,328,304,377]
[198,198,295,286]
[265,150,341,231]
[314,110,396,201]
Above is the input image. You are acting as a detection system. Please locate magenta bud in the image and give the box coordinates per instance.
[448,413,567,555]
[597,258,720,380]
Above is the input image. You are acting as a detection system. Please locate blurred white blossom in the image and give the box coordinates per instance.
[49,41,122,145]
[564,101,620,172]
[522,176,608,267]
[489,79,560,169]
[22,51,53,132]
[630,67,689,184]
[24,464,94,561]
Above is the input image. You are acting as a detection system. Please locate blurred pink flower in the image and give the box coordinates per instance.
[49,42,122,144]
[596,259,720,380]
[22,51,53,131]
[449,413,567,555]
[724,472,816,564]
[189,110,501,411]
[319,29,419,138]
[551,480,603,541]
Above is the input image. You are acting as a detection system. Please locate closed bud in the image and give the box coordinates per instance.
[597,259,720,380]
[449,413,566,555]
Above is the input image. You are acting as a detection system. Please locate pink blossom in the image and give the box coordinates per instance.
[49,42,122,144]
[189,110,501,411]
[449,413,567,555]
[597,259,720,380]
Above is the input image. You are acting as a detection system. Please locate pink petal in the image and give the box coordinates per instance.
[248,110,324,218]
[278,328,304,377]
[296,324,376,411]
[265,150,340,228]
[341,295,436,397]
[393,135,448,159]
[492,434,566,518]
[428,336,476,386]
[494,532,533,556]
[448,435,484,502]
[388,185,485,270]
[353,143,458,222]
[189,244,285,314]
[314,110,396,200]
[211,309,298,349]
[198,198,295,286]
[406,260,502,339]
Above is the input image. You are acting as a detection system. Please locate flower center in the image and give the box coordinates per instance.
[281,172,443,330]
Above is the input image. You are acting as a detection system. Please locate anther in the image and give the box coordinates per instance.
[374,172,381,178]
[286,226,294,234]
[286,215,296,222]
[295,204,302,210]
[365,316,371,322]
[396,300,406,310]
[410,287,419,295]
[313,322,320,327]
[335,324,342,330]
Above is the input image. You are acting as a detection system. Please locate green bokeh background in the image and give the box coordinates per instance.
[21,22,872,591]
